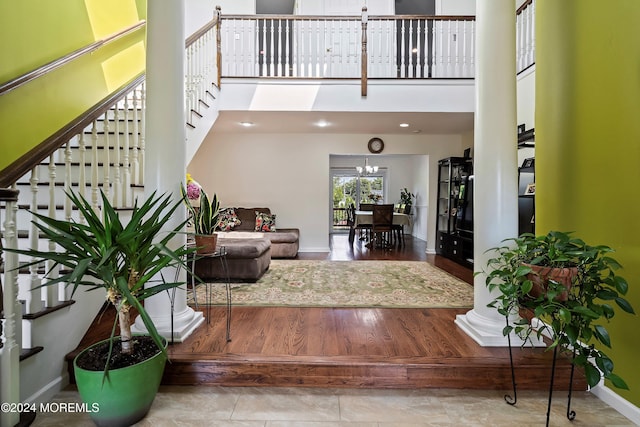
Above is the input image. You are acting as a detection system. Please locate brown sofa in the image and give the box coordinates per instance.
[217,207,299,259]
[192,207,299,282]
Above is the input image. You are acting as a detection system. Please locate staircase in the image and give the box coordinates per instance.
[0,13,221,422]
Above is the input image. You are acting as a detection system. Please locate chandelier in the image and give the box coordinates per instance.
[356,157,378,176]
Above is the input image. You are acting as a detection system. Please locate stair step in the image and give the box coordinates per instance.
[20,346,44,361]
[22,300,76,320]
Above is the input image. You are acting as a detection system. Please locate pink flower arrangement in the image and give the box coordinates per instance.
[186,182,201,200]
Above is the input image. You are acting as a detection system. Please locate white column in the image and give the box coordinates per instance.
[454,0,519,346]
[134,0,204,341]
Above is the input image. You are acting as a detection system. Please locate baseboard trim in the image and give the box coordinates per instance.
[590,383,640,425]
[25,373,68,407]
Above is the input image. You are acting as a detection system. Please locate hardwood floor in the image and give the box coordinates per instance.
[69,234,585,391]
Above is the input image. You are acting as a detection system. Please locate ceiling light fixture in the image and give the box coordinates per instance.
[316,120,329,127]
[399,123,409,128]
[239,121,254,127]
[355,157,379,176]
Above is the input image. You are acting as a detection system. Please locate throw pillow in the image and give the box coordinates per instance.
[218,207,242,231]
[255,211,276,232]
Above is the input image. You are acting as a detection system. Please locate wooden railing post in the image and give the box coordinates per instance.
[361,6,368,96]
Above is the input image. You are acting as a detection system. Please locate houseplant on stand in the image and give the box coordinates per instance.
[7,190,195,426]
[181,180,221,254]
[482,231,635,424]
[400,187,415,214]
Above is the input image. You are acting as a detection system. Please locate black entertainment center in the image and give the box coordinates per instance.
[436,156,474,268]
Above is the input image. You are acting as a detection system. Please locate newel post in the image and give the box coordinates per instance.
[361,6,368,96]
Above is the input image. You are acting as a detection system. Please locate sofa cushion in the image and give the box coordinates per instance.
[266,228,299,244]
[234,207,270,231]
[217,237,271,259]
[218,207,241,231]
[255,211,277,232]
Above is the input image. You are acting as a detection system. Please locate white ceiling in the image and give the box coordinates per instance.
[212,110,474,135]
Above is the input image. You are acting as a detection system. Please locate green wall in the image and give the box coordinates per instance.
[0,0,146,177]
[536,0,640,406]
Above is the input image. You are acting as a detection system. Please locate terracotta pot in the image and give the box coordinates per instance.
[524,263,578,302]
[194,233,218,254]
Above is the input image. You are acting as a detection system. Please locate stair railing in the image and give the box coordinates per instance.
[516,0,536,73]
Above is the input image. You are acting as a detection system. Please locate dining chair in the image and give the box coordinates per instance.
[371,204,395,249]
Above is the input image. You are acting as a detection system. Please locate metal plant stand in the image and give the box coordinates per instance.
[504,316,577,427]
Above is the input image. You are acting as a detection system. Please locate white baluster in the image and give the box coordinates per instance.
[131,89,140,186]
[102,112,111,204]
[45,156,58,306]
[78,133,87,200]
[528,1,536,67]
[462,21,468,77]
[112,107,122,208]
[64,141,72,220]
[415,19,422,78]
[139,83,146,188]
[91,121,99,211]
[0,187,21,427]
[122,95,132,207]
[400,19,406,78]
[454,20,460,77]
[261,18,267,76]
[285,19,291,76]
[430,19,437,77]
[292,20,298,77]
[406,19,414,78]
[269,18,275,76]
[27,168,43,314]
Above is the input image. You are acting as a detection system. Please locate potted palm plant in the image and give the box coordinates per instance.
[7,189,195,426]
[181,182,221,254]
[483,230,635,389]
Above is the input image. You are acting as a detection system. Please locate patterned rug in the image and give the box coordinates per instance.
[191,260,474,308]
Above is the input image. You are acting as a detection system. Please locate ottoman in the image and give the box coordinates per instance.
[193,237,271,282]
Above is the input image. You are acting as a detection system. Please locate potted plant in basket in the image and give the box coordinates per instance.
[482,230,635,389]
[181,181,221,254]
[6,189,195,426]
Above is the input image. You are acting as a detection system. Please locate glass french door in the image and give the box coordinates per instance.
[331,170,385,232]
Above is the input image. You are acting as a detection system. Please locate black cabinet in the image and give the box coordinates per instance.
[518,157,535,235]
[436,157,473,267]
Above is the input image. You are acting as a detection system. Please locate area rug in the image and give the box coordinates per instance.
[191,260,473,308]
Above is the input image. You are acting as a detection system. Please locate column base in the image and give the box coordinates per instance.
[132,306,204,343]
[455,309,545,347]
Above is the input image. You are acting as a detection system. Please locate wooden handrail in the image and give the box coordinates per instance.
[0,73,145,188]
[517,0,534,15]
[221,14,475,21]
[0,20,146,96]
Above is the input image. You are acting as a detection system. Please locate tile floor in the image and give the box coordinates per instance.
[31,386,635,426]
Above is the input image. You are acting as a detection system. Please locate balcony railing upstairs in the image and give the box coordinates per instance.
[219,0,536,83]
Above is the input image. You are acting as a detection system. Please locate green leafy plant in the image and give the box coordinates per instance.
[482,231,635,389]
[6,190,195,368]
[181,183,220,235]
[400,188,415,206]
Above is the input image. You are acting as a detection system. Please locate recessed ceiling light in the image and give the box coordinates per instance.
[239,121,254,127]
[399,123,409,128]
[316,120,329,127]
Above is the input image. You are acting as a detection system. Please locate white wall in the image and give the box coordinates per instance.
[188,131,465,252]
[296,0,394,15]
[185,0,216,37]
[215,0,256,14]
[435,0,475,15]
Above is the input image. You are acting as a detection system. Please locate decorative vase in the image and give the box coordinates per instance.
[73,336,167,427]
[524,263,578,302]
[194,233,218,254]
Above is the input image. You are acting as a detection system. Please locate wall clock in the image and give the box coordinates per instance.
[367,137,384,154]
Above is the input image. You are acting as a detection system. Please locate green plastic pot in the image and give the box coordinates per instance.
[73,336,167,427]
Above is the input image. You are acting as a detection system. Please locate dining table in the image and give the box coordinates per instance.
[349,210,412,245]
